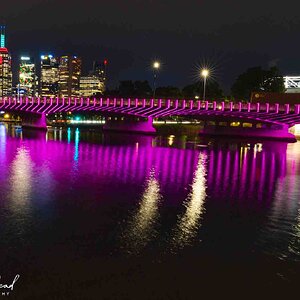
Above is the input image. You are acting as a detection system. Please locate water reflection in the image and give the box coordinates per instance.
[1,125,299,263]
[10,146,33,206]
[0,124,7,162]
[256,142,300,260]
[123,168,162,254]
[74,128,80,163]
[289,207,300,260]
[172,152,207,249]
[0,124,8,190]
[8,146,33,233]
[67,127,71,143]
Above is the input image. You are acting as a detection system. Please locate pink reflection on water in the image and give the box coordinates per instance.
[223,150,231,195]
[231,151,239,199]
[258,152,266,201]
[0,126,293,207]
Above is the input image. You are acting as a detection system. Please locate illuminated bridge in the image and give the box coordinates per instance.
[1,97,300,141]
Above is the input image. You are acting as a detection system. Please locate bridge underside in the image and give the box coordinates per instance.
[2,110,48,130]
[199,123,296,142]
[103,116,156,134]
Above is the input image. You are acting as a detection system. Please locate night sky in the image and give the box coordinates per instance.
[2,0,300,93]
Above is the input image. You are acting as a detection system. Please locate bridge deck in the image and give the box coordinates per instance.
[1,97,300,127]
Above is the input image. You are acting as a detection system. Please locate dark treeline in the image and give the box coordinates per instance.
[104,66,285,101]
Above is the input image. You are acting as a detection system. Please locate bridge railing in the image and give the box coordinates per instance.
[1,97,300,115]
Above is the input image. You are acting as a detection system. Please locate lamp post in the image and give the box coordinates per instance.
[152,61,160,99]
[201,69,209,101]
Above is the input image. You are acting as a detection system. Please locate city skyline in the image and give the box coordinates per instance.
[1,23,107,98]
[2,0,300,92]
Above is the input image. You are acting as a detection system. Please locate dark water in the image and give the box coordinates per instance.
[0,124,300,299]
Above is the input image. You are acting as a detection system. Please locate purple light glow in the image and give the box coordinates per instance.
[1,98,300,135]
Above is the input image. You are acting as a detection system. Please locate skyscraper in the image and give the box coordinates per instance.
[0,48,12,97]
[58,56,81,98]
[0,25,5,48]
[92,60,107,83]
[79,60,106,97]
[79,76,105,97]
[0,25,12,97]
[19,56,37,97]
[40,55,59,98]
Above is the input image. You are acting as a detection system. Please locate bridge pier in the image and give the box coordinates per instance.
[103,116,156,134]
[200,122,296,142]
[21,113,47,130]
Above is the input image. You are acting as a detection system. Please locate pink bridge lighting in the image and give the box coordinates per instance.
[1,97,300,127]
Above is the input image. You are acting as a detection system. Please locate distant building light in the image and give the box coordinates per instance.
[21,56,30,61]
[283,76,300,89]
[0,34,5,48]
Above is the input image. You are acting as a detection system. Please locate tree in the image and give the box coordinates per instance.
[261,66,285,93]
[118,80,135,97]
[155,86,182,99]
[104,87,119,97]
[107,80,153,98]
[134,81,152,97]
[231,66,285,100]
[182,80,223,100]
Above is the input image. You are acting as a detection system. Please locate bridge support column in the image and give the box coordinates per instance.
[103,116,156,134]
[21,113,47,130]
[199,123,296,142]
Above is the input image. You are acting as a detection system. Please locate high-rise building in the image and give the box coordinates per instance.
[79,76,105,97]
[0,25,12,97]
[79,59,107,96]
[40,54,59,98]
[92,60,107,83]
[0,48,12,97]
[19,56,37,96]
[58,55,81,98]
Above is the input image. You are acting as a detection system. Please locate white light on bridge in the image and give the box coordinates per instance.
[20,56,30,61]
[283,76,300,91]
[293,124,300,136]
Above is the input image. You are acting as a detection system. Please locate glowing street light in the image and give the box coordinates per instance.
[201,69,209,101]
[153,61,160,69]
[152,61,160,99]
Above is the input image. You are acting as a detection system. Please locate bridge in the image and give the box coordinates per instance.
[1,97,300,141]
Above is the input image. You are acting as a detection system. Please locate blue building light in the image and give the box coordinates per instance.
[0,25,5,48]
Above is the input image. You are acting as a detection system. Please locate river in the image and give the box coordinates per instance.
[0,124,299,298]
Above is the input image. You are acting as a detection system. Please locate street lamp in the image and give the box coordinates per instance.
[152,61,160,99]
[201,69,209,101]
